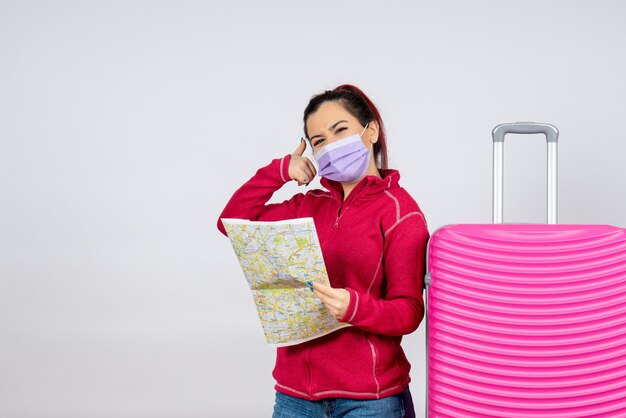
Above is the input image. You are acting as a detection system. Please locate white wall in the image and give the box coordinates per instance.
[1,1,625,417]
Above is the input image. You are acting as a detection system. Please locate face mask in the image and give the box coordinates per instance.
[314,123,371,183]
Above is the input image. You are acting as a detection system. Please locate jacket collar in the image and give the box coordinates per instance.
[320,169,400,203]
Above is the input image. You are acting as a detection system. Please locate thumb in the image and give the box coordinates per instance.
[292,139,307,157]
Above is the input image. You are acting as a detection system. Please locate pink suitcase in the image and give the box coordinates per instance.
[425,123,626,417]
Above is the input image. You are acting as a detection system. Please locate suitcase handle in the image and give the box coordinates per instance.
[492,122,559,143]
[491,122,559,224]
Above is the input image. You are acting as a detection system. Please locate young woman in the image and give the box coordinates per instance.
[217,84,429,418]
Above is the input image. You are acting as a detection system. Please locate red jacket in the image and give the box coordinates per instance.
[217,154,429,401]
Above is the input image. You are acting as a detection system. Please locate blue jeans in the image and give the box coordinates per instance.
[272,391,405,418]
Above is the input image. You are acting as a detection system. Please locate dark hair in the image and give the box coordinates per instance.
[303,84,389,170]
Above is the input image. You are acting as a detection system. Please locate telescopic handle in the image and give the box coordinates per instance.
[491,122,559,224]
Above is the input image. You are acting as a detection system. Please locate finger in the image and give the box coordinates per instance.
[300,166,314,183]
[313,289,331,308]
[312,282,337,297]
[313,290,341,314]
[312,288,326,302]
[314,289,336,306]
[299,160,315,181]
[293,167,313,185]
[292,139,307,157]
[304,158,318,179]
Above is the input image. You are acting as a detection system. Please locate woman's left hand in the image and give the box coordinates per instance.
[312,282,351,321]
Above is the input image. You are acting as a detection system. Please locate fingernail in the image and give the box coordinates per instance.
[306,281,313,287]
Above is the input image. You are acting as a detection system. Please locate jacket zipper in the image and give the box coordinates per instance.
[334,206,348,228]
[326,180,364,233]
[322,202,350,251]
[334,200,348,228]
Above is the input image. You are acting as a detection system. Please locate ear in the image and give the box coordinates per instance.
[367,120,380,144]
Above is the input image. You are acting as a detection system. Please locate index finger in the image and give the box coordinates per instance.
[311,281,337,296]
[304,158,317,180]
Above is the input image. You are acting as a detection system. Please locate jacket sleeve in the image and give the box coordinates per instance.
[217,154,304,236]
[339,213,429,336]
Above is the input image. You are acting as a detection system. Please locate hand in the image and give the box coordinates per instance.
[288,140,317,186]
[312,282,350,321]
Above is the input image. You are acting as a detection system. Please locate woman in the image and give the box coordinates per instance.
[217,84,429,417]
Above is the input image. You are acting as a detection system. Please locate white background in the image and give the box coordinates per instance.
[1,1,625,417]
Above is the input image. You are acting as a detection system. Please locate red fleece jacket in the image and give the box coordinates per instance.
[217,154,429,401]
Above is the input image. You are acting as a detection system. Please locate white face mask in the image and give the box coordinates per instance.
[313,123,371,182]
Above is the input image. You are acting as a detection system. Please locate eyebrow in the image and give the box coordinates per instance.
[309,120,349,141]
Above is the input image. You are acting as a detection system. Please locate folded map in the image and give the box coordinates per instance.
[221,217,350,346]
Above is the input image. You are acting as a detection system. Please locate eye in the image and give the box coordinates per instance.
[335,127,347,135]
[313,138,325,147]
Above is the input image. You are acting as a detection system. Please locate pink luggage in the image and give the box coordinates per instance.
[425,123,626,417]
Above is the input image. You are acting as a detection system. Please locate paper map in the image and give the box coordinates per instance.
[221,217,350,346]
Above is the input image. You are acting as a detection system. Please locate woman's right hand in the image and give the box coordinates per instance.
[288,140,317,186]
